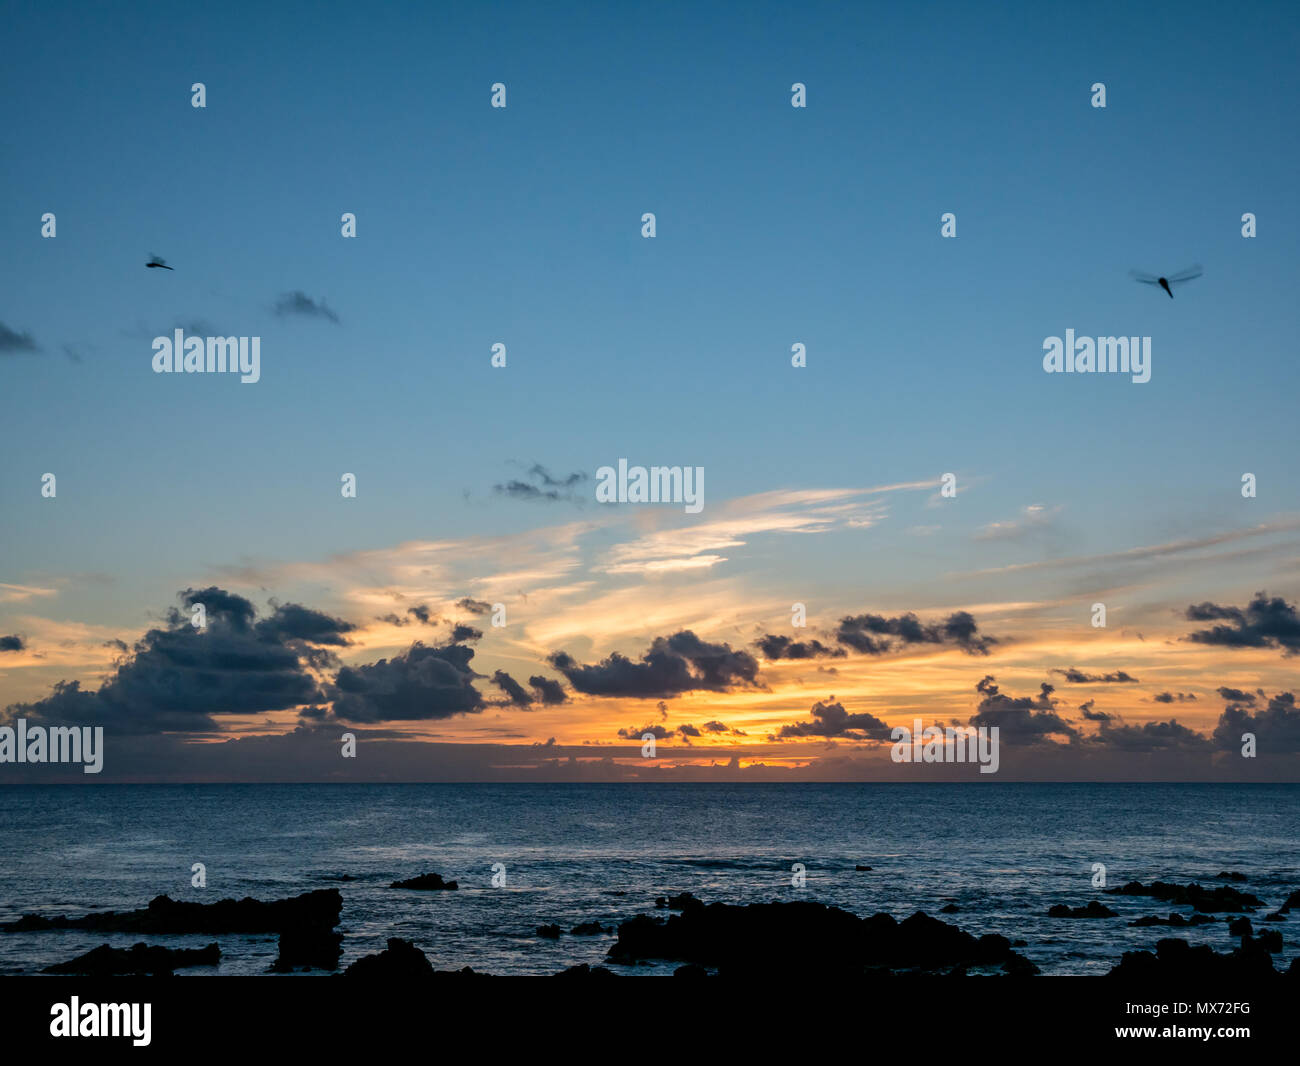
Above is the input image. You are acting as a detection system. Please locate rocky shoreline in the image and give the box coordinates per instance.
[4,872,1298,978]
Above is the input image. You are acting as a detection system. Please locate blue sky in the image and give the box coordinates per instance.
[2,1,1298,780]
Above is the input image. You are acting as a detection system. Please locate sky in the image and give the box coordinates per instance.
[2,0,1298,781]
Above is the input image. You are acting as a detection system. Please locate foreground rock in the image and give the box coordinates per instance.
[1104,881,1262,913]
[607,900,1037,976]
[343,937,479,978]
[390,873,458,890]
[2,889,342,935]
[272,922,343,972]
[1048,901,1117,919]
[554,963,617,978]
[43,941,219,976]
[1108,937,1281,978]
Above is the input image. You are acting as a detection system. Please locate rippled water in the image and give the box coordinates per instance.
[0,783,1296,975]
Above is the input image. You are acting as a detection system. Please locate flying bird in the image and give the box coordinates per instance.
[145,256,174,270]
[1130,264,1202,298]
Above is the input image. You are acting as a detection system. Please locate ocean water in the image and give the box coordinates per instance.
[0,782,1296,976]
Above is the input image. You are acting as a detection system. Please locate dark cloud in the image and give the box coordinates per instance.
[1213,691,1300,753]
[1185,592,1300,656]
[835,610,997,656]
[1215,686,1258,704]
[527,675,568,704]
[1152,691,1197,704]
[617,723,674,740]
[677,723,702,737]
[5,588,340,734]
[1078,699,1111,721]
[491,670,533,707]
[457,598,492,615]
[1085,718,1212,752]
[753,634,846,660]
[450,624,482,643]
[0,322,40,354]
[493,463,587,503]
[773,699,892,741]
[273,291,340,323]
[0,635,25,652]
[968,676,1078,743]
[328,640,484,723]
[1050,668,1138,684]
[548,630,760,698]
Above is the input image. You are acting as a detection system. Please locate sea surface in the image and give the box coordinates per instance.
[0,783,1296,976]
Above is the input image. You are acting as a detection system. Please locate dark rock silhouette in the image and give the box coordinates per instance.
[344,937,435,978]
[536,924,562,939]
[1217,871,1248,882]
[272,923,343,972]
[1278,889,1300,914]
[43,941,219,975]
[1104,880,1262,912]
[1247,929,1283,953]
[570,921,608,936]
[1228,916,1253,936]
[1108,937,1280,978]
[855,865,873,871]
[554,963,617,978]
[2,889,341,934]
[607,900,1037,976]
[390,872,458,890]
[1131,913,1216,927]
[940,903,960,914]
[674,963,709,977]
[1048,901,1117,918]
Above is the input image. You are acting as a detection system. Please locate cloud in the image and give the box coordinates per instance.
[1213,691,1300,752]
[457,598,492,615]
[491,670,533,707]
[968,676,1078,743]
[974,504,1061,541]
[1152,691,1197,703]
[0,635,26,652]
[835,610,998,656]
[617,723,673,740]
[1185,592,1300,656]
[328,639,485,723]
[273,291,340,323]
[0,322,40,354]
[1085,718,1212,752]
[5,588,343,733]
[753,634,846,660]
[527,675,567,704]
[1050,668,1138,684]
[1078,699,1111,721]
[773,698,892,741]
[493,463,588,504]
[1215,686,1257,704]
[548,630,761,698]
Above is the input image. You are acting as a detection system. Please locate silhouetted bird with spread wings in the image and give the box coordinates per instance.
[145,255,174,270]
[1130,264,1202,298]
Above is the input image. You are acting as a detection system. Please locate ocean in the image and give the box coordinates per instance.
[1,782,1296,976]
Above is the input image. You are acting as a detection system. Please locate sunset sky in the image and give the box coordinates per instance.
[2,1,1298,780]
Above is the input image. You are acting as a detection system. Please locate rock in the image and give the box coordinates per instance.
[1278,889,1300,914]
[1249,929,1283,953]
[1048,901,1117,919]
[855,865,873,872]
[674,963,709,978]
[322,874,357,882]
[607,900,1037,976]
[271,923,343,972]
[43,941,219,975]
[390,873,458,890]
[1,889,341,935]
[536,924,562,939]
[1216,871,1248,882]
[1264,912,1287,922]
[344,937,435,978]
[554,963,617,978]
[1228,916,1253,936]
[1011,939,1027,947]
[1103,880,1262,913]
[1108,937,1280,978]
[940,904,960,914]
[570,921,607,936]
[1130,913,1217,927]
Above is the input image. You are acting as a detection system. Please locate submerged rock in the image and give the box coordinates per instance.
[1103,881,1263,913]
[43,941,219,976]
[654,892,703,912]
[570,921,608,936]
[344,937,435,978]
[536,924,562,939]
[939,904,960,914]
[855,865,873,872]
[390,873,458,891]
[554,963,617,978]
[1130,913,1217,927]
[2,889,342,935]
[607,900,1037,976]
[1048,901,1117,919]
[1216,871,1248,882]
